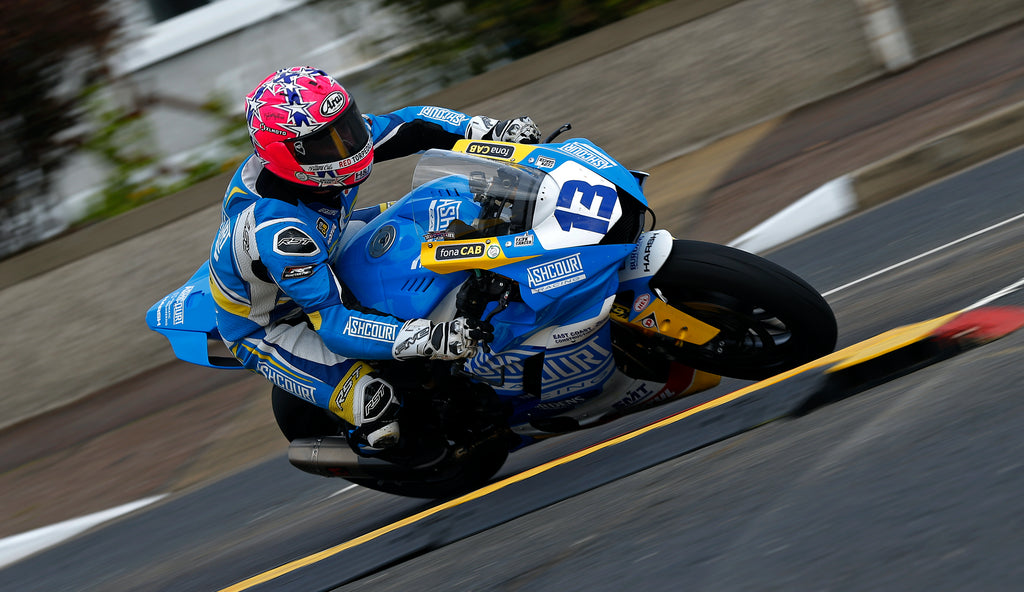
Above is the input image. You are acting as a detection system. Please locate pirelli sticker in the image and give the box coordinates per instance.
[608,299,721,346]
[316,218,330,238]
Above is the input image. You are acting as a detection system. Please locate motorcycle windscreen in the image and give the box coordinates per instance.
[411,150,556,239]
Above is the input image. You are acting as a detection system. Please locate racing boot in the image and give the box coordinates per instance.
[333,365,402,449]
[355,376,401,448]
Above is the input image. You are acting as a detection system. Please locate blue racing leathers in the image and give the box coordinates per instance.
[209,106,500,421]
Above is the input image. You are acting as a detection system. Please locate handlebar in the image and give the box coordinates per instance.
[544,123,572,143]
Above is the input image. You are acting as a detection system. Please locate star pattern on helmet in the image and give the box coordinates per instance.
[272,66,323,82]
[245,87,270,126]
[280,117,322,137]
[256,67,333,137]
[277,97,318,126]
[269,68,300,92]
[269,67,326,96]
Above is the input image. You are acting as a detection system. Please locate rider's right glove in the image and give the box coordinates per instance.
[391,317,493,361]
[488,117,541,144]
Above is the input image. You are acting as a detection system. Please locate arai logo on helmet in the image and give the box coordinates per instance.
[320,91,347,118]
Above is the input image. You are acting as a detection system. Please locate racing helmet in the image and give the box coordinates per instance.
[245,66,373,187]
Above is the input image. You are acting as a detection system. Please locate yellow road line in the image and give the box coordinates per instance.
[827,313,959,372]
[219,311,965,591]
[219,376,788,591]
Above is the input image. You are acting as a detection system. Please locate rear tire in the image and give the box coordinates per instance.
[342,436,509,499]
[275,384,509,499]
[646,240,836,380]
[271,386,343,441]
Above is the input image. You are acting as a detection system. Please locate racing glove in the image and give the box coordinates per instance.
[468,116,542,144]
[490,116,541,144]
[392,317,494,360]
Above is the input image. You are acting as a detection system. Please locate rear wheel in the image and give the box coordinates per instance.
[275,382,510,499]
[642,240,836,380]
[341,435,509,499]
[271,386,343,441]
[343,383,512,498]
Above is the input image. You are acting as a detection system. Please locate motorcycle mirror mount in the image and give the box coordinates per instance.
[544,123,572,143]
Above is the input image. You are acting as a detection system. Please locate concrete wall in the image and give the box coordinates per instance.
[1,0,1022,430]
[899,0,1024,57]
[0,208,222,426]
[356,0,882,210]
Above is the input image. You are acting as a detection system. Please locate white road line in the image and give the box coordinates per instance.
[326,484,360,499]
[0,495,166,569]
[822,210,1024,297]
[4,211,1023,572]
[963,277,1024,311]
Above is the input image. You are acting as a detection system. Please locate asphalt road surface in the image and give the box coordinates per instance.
[4,147,1024,591]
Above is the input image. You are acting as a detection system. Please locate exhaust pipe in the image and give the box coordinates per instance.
[288,436,447,479]
[289,436,378,478]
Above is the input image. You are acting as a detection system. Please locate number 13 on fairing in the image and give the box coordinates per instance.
[554,180,618,234]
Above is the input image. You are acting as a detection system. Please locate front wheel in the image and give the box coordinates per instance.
[643,240,837,380]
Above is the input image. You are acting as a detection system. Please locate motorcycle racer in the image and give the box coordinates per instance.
[209,66,540,448]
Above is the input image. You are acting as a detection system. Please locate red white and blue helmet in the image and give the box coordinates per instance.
[244,66,373,187]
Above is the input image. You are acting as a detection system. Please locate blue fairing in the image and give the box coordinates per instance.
[336,182,634,352]
[147,138,665,445]
[335,177,479,319]
[479,244,632,352]
[145,263,241,368]
[545,138,648,206]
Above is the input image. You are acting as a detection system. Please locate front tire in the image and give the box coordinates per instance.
[645,240,837,380]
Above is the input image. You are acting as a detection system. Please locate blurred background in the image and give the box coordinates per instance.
[0,0,672,259]
[2,1,1024,586]
[1,0,1022,457]
[3,0,1020,259]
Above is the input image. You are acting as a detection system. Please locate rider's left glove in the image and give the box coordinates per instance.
[488,117,541,144]
[392,317,493,361]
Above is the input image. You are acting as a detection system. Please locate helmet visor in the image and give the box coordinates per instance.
[285,102,371,166]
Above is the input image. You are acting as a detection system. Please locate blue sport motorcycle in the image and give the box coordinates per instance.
[148,130,836,498]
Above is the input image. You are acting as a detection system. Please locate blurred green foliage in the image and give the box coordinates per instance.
[80,0,672,226]
[381,0,672,74]
[0,1,117,220]
[75,90,250,226]
[3,0,672,256]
